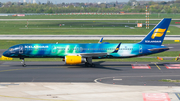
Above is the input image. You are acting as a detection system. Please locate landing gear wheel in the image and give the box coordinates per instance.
[85,57,95,67]
[85,63,90,67]
[91,64,95,67]
[85,63,95,67]
[20,58,26,67]
[22,64,26,67]
[85,62,88,67]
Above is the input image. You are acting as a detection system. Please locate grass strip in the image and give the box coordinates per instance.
[1,14,180,19]
[0,20,179,35]
[159,79,180,83]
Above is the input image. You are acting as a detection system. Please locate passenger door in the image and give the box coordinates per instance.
[139,45,142,53]
[19,46,23,54]
[51,45,57,55]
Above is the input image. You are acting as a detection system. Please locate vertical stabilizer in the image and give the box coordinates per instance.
[139,18,171,45]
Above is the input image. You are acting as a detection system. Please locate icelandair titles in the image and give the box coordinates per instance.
[145,40,161,43]
[25,46,49,48]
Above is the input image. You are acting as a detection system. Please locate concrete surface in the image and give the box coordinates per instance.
[0,82,179,101]
[0,61,180,101]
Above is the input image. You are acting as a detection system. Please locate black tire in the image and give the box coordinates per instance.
[85,62,88,67]
[22,64,26,67]
[91,64,95,67]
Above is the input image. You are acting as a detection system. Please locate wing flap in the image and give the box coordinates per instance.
[73,42,121,58]
[80,53,108,58]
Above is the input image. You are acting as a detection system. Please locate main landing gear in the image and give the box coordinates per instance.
[85,57,95,67]
[85,62,95,67]
[20,58,26,67]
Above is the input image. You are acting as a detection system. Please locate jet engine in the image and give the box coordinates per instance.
[64,56,86,65]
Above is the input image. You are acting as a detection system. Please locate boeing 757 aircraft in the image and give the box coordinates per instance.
[3,18,171,67]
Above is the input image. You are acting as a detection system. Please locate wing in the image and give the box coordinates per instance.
[80,52,108,57]
[79,42,121,58]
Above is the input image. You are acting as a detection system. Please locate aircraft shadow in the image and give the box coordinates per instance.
[9,61,122,71]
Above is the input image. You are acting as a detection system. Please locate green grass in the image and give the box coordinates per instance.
[0,20,179,35]
[0,13,180,19]
[0,14,179,62]
[159,79,180,83]
[149,51,180,57]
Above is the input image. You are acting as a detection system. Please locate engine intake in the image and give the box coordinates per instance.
[65,56,86,65]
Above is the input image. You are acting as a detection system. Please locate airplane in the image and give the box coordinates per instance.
[3,18,171,67]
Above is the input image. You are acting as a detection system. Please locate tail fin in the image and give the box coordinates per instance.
[139,18,171,45]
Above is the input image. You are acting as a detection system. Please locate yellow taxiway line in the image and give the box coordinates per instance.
[154,63,161,70]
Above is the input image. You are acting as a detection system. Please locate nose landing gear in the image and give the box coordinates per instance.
[20,58,26,67]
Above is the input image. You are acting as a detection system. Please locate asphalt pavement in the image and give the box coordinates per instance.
[0,61,179,86]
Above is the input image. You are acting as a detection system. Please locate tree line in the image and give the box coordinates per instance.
[0,0,180,13]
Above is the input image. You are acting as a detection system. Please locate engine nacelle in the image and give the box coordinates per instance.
[64,56,86,65]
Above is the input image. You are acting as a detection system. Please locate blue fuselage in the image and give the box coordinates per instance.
[3,43,169,59]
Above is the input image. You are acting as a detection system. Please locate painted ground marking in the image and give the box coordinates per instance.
[132,64,151,69]
[164,64,180,69]
[143,93,170,101]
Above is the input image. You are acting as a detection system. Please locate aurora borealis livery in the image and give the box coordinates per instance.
[2,43,168,58]
[3,18,171,67]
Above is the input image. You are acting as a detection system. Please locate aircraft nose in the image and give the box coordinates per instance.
[3,51,10,57]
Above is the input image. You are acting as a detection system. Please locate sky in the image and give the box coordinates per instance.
[1,0,172,4]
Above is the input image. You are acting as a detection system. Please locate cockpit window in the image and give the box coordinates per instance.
[9,48,14,51]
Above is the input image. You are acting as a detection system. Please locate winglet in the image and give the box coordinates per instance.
[112,43,121,53]
[98,37,103,44]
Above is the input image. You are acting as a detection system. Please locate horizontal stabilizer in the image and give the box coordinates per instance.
[148,48,169,51]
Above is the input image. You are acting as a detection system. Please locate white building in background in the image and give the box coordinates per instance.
[29,0,31,3]
[97,2,101,4]
[33,0,36,3]
[23,0,26,3]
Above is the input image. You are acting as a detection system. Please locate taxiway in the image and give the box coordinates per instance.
[0,61,180,86]
[0,61,180,101]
